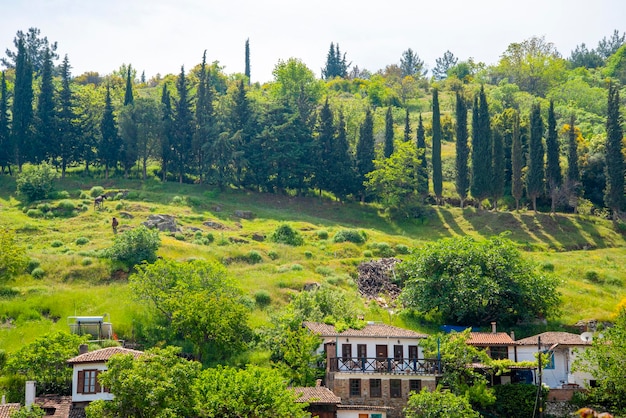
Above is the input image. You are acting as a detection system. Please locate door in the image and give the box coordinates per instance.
[376,345,388,360]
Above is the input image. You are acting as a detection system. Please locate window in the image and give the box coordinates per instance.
[78,369,100,394]
[489,346,509,360]
[393,345,403,361]
[357,344,367,361]
[409,379,421,393]
[342,344,352,360]
[408,345,418,360]
[370,379,382,397]
[542,350,555,369]
[349,379,361,397]
[390,379,402,398]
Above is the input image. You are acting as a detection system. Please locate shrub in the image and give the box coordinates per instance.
[333,229,366,244]
[31,267,45,279]
[104,225,161,268]
[205,233,215,243]
[49,190,70,199]
[16,163,57,202]
[291,264,303,271]
[304,251,313,259]
[56,200,76,215]
[372,242,395,257]
[585,270,603,283]
[26,209,44,218]
[50,240,63,248]
[541,262,555,272]
[254,290,271,308]
[27,258,41,273]
[89,186,105,197]
[268,251,279,260]
[36,203,52,213]
[81,257,93,266]
[246,250,263,264]
[363,250,373,258]
[315,266,333,276]
[0,286,20,298]
[171,195,184,205]
[395,244,410,254]
[75,237,90,245]
[316,230,329,240]
[490,383,548,418]
[174,232,185,241]
[270,224,304,246]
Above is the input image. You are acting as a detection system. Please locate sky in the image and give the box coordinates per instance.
[1,0,624,83]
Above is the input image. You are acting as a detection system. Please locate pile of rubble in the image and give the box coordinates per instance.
[356,258,402,300]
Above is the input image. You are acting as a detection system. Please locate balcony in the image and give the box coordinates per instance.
[328,357,442,375]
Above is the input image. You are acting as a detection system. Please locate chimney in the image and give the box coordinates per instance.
[25,381,36,408]
[510,330,515,341]
[316,379,322,387]
[491,322,497,333]
[79,344,89,355]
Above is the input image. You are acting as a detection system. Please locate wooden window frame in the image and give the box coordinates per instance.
[349,378,361,397]
[370,378,382,398]
[77,369,101,394]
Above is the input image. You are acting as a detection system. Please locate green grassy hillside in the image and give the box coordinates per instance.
[1,175,625,353]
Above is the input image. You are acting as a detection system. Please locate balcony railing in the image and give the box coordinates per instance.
[329,357,441,375]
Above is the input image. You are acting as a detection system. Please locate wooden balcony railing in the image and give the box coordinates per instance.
[328,357,441,375]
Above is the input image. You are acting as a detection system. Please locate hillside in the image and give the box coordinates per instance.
[1,175,625,353]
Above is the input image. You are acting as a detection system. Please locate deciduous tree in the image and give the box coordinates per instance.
[0,227,28,284]
[405,387,480,418]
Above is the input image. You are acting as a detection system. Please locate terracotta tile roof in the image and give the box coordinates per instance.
[69,407,87,418]
[303,321,428,339]
[67,346,144,364]
[292,386,341,404]
[516,332,591,346]
[35,395,72,418]
[467,332,516,346]
[0,403,20,418]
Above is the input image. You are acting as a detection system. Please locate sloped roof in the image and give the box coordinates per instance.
[467,332,516,346]
[303,321,428,339]
[0,403,20,418]
[67,346,144,364]
[292,386,341,404]
[34,395,72,418]
[516,332,591,346]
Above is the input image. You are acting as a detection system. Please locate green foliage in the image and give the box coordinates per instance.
[50,240,63,248]
[399,235,561,325]
[333,229,367,244]
[0,228,28,283]
[316,229,329,240]
[16,162,57,203]
[372,242,395,257]
[104,225,160,268]
[270,224,304,246]
[395,244,410,254]
[192,365,309,418]
[404,387,480,418]
[488,383,547,418]
[246,250,263,264]
[267,250,279,260]
[4,331,87,396]
[89,186,104,197]
[8,405,45,418]
[30,267,45,279]
[75,237,89,245]
[26,209,44,218]
[86,346,200,418]
[254,289,271,308]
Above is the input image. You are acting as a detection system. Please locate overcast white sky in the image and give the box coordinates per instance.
[1,0,624,83]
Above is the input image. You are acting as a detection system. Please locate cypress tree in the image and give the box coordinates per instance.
[470,89,492,209]
[527,103,545,213]
[403,108,411,142]
[173,66,194,183]
[99,85,119,179]
[35,47,55,164]
[160,83,173,181]
[245,38,251,84]
[566,115,580,211]
[0,71,10,174]
[355,107,375,199]
[124,65,134,106]
[331,110,357,200]
[384,106,394,158]
[546,100,562,213]
[56,55,80,178]
[491,125,504,211]
[12,37,34,171]
[432,88,443,203]
[416,113,428,197]
[511,110,523,211]
[230,79,254,187]
[455,92,469,208]
[316,97,335,194]
[194,51,216,184]
[604,82,624,218]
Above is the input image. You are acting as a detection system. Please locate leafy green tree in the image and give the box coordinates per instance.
[568,43,603,69]
[55,55,81,178]
[5,332,87,396]
[193,366,308,418]
[546,100,562,213]
[104,225,160,268]
[99,86,120,179]
[527,102,545,213]
[244,38,250,83]
[15,161,57,202]
[86,346,200,418]
[432,89,442,203]
[398,235,561,325]
[455,92,469,208]
[0,227,28,284]
[172,66,194,183]
[270,223,304,246]
[123,65,134,106]
[433,50,458,80]
[11,37,34,171]
[322,42,349,79]
[0,72,12,174]
[511,110,523,210]
[132,98,162,180]
[2,28,58,74]
[329,110,358,200]
[604,82,624,218]
[117,103,139,178]
[34,47,55,163]
[471,88,492,208]
[415,113,429,199]
[404,387,480,418]
[355,107,375,198]
[227,79,256,187]
[400,48,426,78]
[384,106,394,158]
[129,258,251,363]
[315,97,335,193]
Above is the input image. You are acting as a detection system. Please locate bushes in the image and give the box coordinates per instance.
[254,290,271,308]
[489,384,548,418]
[333,229,367,244]
[104,226,161,268]
[16,163,57,202]
[270,224,304,246]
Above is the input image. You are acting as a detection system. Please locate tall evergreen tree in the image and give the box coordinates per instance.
[432,50,458,80]
[470,87,492,209]
[316,97,335,193]
[403,108,411,142]
[11,37,34,171]
[0,71,10,174]
[330,110,358,200]
[566,115,580,211]
[99,85,119,179]
[432,89,443,203]
[355,108,375,199]
[511,110,523,211]
[527,103,545,213]
[160,83,173,181]
[35,47,55,164]
[56,55,80,178]
[245,38,251,84]
[416,113,428,197]
[384,107,394,158]
[400,48,426,77]
[491,124,504,210]
[229,79,255,187]
[546,100,562,213]
[124,65,134,106]
[194,51,216,184]
[322,43,349,79]
[455,92,469,208]
[172,66,194,183]
[604,82,625,218]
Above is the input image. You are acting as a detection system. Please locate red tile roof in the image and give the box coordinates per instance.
[67,346,144,364]
[516,332,591,346]
[34,395,72,418]
[292,386,341,404]
[467,332,516,346]
[303,321,428,339]
[0,403,20,418]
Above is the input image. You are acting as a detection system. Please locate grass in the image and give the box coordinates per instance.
[1,175,626,352]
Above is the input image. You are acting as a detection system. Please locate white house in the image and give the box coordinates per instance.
[66,345,143,406]
[515,332,593,389]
